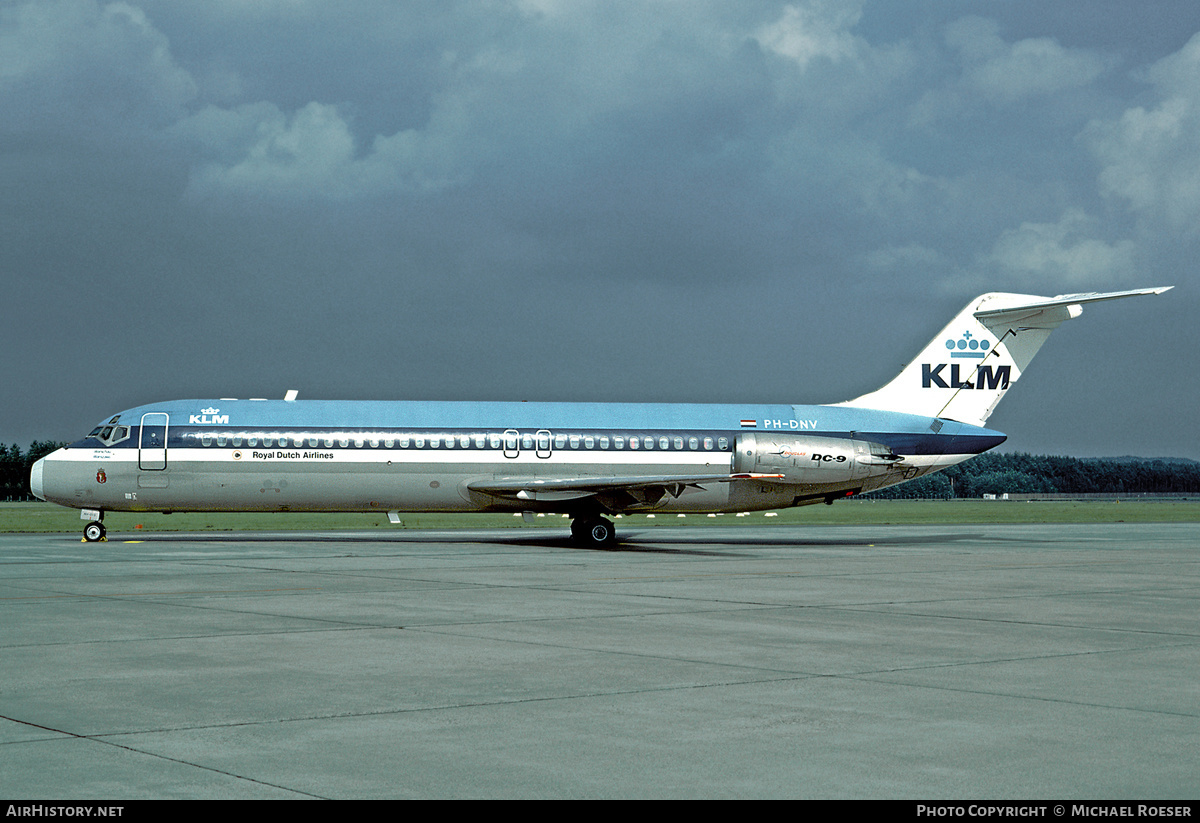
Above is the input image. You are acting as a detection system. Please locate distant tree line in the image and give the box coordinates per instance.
[1,442,68,500]
[864,452,1200,499]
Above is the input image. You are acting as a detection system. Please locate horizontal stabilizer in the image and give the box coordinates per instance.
[973,287,1173,328]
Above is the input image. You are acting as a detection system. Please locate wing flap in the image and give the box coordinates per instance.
[468,472,783,502]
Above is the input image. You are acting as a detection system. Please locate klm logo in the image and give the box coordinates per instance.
[922,364,1011,390]
[189,406,229,425]
[946,330,991,359]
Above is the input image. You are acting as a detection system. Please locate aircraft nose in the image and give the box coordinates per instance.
[30,457,46,501]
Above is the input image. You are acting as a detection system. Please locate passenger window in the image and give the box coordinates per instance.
[718,437,729,450]
[521,434,534,450]
[490,433,502,449]
[384,438,395,448]
[584,436,595,449]
[201,434,212,447]
[703,437,714,450]
[599,436,610,449]
[644,437,654,449]
[217,435,228,447]
[659,436,669,450]
[413,436,424,448]
[461,435,471,449]
[688,437,698,450]
[569,435,580,449]
[554,434,566,449]
[629,437,639,450]
[614,436,624,449]
[474,434,486,449]
[429,435,440,449]
[232,435,243,447]
[673,437,683,450]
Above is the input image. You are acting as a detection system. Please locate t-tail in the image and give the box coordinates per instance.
[837,287,1173,427]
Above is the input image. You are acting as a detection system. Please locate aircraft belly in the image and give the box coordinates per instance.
[727,480,811,512]
[648,484,733,513]
[182,458,475,512]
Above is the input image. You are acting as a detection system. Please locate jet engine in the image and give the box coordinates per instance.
[733,432,903,486]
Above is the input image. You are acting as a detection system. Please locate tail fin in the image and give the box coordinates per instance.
[838,287,1172,426]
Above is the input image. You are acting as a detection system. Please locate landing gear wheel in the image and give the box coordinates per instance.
[83,521,106,542]
[573,517,616,548]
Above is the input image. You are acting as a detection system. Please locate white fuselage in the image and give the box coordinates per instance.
[32,399,1003,518]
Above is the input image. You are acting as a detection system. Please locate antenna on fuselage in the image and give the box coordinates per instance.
[284,389,298,401]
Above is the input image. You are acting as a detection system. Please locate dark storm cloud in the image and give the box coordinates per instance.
[3,0,1197,458]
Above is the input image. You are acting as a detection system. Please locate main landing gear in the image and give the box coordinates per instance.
[83,513,106,542]
[570,516,617,548]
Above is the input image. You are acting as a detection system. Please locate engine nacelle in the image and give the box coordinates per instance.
[733,433,902,486]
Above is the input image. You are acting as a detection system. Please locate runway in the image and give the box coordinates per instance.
[1,524,1197,799]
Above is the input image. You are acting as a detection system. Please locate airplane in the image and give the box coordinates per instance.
[31,287,1171,547]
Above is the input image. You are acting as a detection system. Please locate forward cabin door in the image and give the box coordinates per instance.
[139,413,168,470]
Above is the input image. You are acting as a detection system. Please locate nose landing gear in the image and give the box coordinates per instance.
[83,515,106,542]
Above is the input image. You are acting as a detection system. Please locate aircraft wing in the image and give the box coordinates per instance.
[467,472,783,504]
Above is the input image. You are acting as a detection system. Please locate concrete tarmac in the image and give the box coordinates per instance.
[1,523,1197,799]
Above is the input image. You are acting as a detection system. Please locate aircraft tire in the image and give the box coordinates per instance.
[582,518,616,548]
[83,521,106,542]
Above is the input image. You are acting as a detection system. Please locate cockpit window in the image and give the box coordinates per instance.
[87,419,130,446]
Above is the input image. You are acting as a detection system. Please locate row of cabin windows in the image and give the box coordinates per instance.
[187,432,731,452]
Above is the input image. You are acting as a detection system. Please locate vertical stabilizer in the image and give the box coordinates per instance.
[836,288,1172,426]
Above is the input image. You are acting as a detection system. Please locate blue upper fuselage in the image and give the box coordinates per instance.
[73,399,1007,457]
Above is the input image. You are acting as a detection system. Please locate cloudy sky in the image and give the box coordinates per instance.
[3,0,1197,458]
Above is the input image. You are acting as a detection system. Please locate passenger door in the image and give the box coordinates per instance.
[139,413,168,470]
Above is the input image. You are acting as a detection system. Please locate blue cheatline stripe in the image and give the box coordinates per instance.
[78,427,1004,458]
[77,400,1007,457]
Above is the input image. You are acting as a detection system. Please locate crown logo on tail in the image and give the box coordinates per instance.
[944,331,990,359]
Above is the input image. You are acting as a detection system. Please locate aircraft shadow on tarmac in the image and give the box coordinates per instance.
[91,527,986,555]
